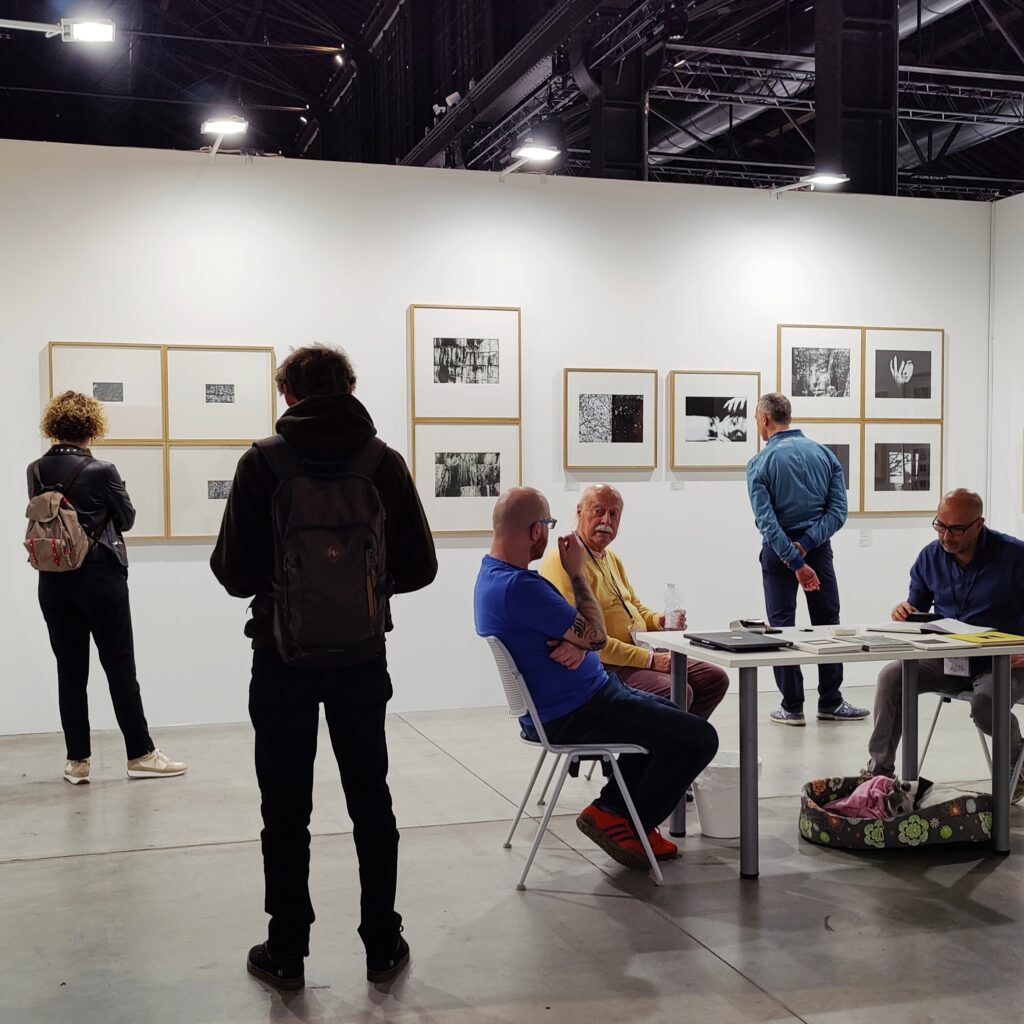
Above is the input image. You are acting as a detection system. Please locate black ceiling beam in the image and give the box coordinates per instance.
[399,0,607,167]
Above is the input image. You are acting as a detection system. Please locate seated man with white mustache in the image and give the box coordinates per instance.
[539,484,728,721]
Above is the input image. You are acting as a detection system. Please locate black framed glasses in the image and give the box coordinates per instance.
[532,517,557,530]
[931,516,980,536]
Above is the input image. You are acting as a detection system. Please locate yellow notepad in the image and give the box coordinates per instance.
[943,631,1024,646]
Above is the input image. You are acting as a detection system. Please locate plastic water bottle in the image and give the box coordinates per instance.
[664,583,685,631]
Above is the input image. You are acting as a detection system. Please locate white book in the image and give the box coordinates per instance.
[793,638,862,655]
[865,617,991,635]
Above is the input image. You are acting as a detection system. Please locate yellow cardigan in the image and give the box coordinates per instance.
[537,544,661,670]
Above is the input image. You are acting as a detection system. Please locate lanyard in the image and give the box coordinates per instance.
[576,532,641,627]
[946,555,985,621]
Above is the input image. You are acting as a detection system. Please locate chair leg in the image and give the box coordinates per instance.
[505,749,547,849]
[977,725,993,773]
[516,755,574,891]
[585,759,597,782]
[1012,741,1024,792]
[919,696,946,774]
[608,758,664,886]
[537,752,562,806]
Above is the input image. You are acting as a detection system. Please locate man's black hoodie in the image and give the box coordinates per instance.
[210,393,437,647]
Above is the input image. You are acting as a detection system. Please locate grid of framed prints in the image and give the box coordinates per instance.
[779,325,944,515]
[669,370,761,470]
[563,368,658,471]
[48,342,277,539]
[408,305,522,535]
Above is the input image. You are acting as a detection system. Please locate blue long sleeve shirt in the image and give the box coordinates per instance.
[907,528,1024,634]
[746,428,847,569]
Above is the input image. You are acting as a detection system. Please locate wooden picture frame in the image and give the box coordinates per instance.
[669,369,761,470]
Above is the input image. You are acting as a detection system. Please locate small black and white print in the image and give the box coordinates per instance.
[874,443,931,492]
[433,338,500,384]
[578,393,644,444]
[434,452,500,497]
[824,443,851,490]
[874,349,932,400]
[205,383,236,404]
[684,396,748,442]
[93,382,124,403]
[791,347,851,398]
[207,479,232,500]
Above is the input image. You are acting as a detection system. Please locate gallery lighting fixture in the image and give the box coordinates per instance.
[503,118,565,178]
[0,16,116,42]
[770,171,850,196]
[334,52,345,65]
[201,115,248,136]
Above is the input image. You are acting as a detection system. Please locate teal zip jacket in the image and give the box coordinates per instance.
[746,428,847,569]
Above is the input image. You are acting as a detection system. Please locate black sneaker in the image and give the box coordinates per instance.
[247,942,304,991]
[366,934,410,985]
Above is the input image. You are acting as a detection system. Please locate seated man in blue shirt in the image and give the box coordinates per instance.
[746,393,868,725]
[866,488,1024,801]
[474,486,718,869]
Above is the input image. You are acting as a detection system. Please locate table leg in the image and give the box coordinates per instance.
[901,660,919,780]
[669,650,688,837]
[991,654,1011,855]
[739,666,759,879]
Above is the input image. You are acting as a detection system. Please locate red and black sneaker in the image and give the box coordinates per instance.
[646,827,680,861]
[576,803,650,870]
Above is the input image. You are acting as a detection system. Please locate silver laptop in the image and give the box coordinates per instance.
[684,631,794,653]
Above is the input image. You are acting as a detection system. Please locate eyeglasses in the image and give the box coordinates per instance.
[931,516,980,537]
[532,518,557,530]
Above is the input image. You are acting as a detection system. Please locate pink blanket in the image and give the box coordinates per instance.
[823,776,894,820]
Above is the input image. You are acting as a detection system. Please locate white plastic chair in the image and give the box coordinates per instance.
[484,636,663,889]
[919,691,1024,790]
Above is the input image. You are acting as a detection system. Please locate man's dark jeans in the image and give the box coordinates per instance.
[538,674,719,832]
[759,539,843,713]
[37,555,154,761]
[248,646,401,959]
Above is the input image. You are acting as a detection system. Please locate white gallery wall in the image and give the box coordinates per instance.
[0,138,996,736]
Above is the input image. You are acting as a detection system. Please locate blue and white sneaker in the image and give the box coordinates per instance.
[770,707,806,726]
[817,700,870,721]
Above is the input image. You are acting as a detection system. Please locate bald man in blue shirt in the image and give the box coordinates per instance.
[746,393,868,726]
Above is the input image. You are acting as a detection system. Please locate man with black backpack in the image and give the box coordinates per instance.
[211,345,437,991]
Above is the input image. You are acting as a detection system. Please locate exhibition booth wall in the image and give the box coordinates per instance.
[0,138,1000,735]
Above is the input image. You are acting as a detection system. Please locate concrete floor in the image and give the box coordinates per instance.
[3,685,1024,1023]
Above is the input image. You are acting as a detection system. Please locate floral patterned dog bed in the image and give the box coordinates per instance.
[800,777,994,850]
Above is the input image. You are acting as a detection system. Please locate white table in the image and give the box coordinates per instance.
[635,626,1024,879]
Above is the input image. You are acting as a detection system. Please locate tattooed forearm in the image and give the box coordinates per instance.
[568,574,607,650]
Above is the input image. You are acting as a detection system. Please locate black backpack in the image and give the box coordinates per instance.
[255,435,388,669]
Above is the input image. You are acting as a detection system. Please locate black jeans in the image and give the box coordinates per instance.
[37,555,153,761]
[541,675,719,833]
[759,539,843,713]
[248,646,401,959]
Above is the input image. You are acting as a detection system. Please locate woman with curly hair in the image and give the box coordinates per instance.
[28,390,187,785]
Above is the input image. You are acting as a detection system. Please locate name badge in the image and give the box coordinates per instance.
[944,657,970,678]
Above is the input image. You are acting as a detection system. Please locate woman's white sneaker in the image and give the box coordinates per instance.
[127,749,187,778]
[63,759,91,785]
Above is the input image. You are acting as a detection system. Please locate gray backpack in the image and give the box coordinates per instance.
[255,435,389,669]
[24,459,95,572]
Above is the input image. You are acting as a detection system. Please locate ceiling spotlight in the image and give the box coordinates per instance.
[504,118,565,178]
[445,91,462,108]
[299,115,308,124]
[334,52,345,66]
[770,171,850,196]
[201,115,248,136]
[61,17,116,42]
[432,103,446,117]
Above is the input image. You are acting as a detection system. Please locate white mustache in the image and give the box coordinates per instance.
[595,525,614,534]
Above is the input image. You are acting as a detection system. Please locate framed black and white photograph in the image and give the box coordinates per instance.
[409,305,521,421]
[167,445,248,538]
[863,422,942,514]
[778,325,862,420]
[413,421,521,535]
[49,342,164,440]
[166,346,276,441]
[563,368,658,470]
[864,328,943,420]
[797,421,863,512]
[670,370,760,470]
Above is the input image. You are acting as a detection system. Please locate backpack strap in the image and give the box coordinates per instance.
[347,437,387,479]
[253,435,304,483]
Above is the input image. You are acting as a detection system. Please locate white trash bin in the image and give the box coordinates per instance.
[692,752,763,839]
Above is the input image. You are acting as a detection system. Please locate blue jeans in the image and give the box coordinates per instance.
[537,674,718,832]
[759,539,843,713]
